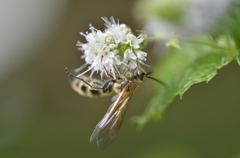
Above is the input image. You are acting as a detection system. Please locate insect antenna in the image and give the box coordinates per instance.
[146,75,168,90]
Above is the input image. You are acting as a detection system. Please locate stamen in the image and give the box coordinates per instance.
[90,69,95,78]
[76,67,92,78]
[111,67,116,79]
[114,65,121,76]
[74,63,88,73]
[80,32,86,37]
[139,60,151,67]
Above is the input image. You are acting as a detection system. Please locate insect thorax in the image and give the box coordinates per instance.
[113,70,144,94]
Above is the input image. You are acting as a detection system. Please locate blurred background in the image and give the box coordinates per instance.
[0,0,240,158]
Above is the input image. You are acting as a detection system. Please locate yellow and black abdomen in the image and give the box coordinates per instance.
[69,75,114,98]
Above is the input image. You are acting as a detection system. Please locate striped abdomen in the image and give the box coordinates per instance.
[69,75,114,98]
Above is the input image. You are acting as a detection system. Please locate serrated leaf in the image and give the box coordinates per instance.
[134,35,237,129]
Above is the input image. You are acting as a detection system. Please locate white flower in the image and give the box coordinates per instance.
[76,17,148,79]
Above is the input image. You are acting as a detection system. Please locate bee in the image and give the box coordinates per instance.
[65,66,165,149]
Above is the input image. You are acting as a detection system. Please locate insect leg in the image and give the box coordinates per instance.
[101,79,116,93]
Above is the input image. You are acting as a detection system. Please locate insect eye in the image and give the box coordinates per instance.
[136,68,145,80]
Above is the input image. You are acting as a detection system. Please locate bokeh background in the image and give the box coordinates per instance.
[0,0,240,158]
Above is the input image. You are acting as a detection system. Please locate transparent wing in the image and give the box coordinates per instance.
[90,86,133,149]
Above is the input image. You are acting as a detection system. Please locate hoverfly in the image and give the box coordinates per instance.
[66,66,165,149]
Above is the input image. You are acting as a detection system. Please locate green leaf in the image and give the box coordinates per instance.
[134,35,237,129]
[166,37,181,49]
[216,2,240,49]
[147,31,181,49]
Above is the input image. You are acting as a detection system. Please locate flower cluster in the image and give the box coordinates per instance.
[76,17,147,79]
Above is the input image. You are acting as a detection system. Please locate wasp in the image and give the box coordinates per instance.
[65,66,165,149]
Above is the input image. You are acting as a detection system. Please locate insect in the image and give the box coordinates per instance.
[65,66,165,149]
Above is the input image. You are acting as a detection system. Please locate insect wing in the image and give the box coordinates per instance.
[90,86,132,149]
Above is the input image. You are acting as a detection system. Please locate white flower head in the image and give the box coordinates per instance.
[76,17,147,79]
